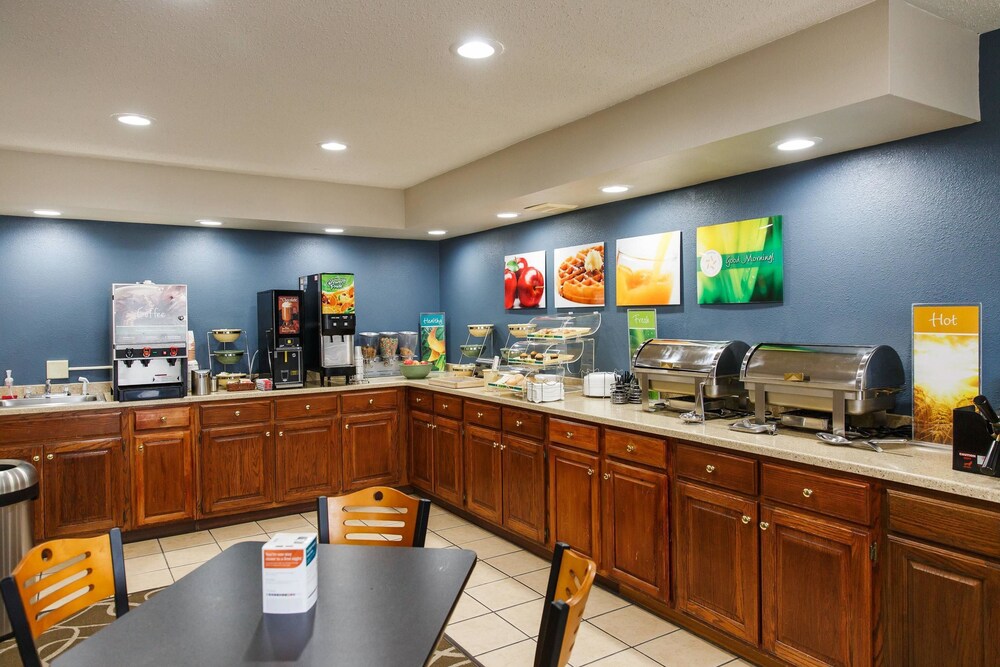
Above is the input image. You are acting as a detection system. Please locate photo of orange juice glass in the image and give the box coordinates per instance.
[615,231,681,306]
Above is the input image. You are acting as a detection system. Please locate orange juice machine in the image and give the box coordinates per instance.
[257,289,304,389]
[300,273,356,384]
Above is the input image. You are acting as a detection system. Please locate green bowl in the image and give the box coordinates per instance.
[212,349,245,365]
[460,344,484,357]
[400,363,432,379]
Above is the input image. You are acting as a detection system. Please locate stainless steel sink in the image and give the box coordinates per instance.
[1,395,103,408]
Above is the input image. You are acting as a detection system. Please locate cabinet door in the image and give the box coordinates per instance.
[0,444,44,540]
[548,445,600,562]
[408,410,434,493]
[602,459,669,601]
[341,411,399,491]
[760,504,872,667]
[675,481,758,644]
[200,424,274,516]
[44,438,125,538]
[275,417,340,503]
[502,434,545,543]
[133,430,194,527]
[464,424,502,524]
[887,535,1000,667]
[433,416,463,507]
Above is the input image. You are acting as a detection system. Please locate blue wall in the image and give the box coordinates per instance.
[0,218,440,384]
[440,30,1000,411]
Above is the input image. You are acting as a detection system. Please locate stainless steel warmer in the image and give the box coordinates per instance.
[633,339,750,420]
[739,343,905,433]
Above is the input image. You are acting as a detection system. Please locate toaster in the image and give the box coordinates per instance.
[583,372,615,397]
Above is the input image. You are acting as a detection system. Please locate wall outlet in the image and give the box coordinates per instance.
[46,359,69,380]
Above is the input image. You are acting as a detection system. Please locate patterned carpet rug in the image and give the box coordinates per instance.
[0,588,478,666]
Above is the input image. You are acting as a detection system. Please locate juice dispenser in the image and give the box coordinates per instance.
[300,273,356,384]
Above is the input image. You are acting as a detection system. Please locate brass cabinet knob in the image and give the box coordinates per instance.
[416,397,422,403]
[566,431,574,438]
[265,431,271,437]
[492,442,499,448]
[138,444,144,452]
[344,423,350,430]
[46,454,54,461]
[603,472,611,480]
[32,455,40,462]
[477,411,483,419]
[430,424,437,430]
[499,444,506,450]
[741,515,751,524]
[234,410,241,417]
[626,443,636,453]
[442,403,448,409]
[515,420,523,427]
[278,431,283,437]
[426,423,433,429]
[705,464,716,473]
[160,416,167,423]
[802,488,813,498]
[368,398,374,406]
[759,521,770,531]
[305,404,311,410]
[587,468,594,476]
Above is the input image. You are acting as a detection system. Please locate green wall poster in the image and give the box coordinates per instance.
[696,216,783,304]
[627,309,657,364]
[419,312,446,371]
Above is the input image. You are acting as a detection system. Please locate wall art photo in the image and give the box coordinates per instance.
[554,242,605,308]
[504,251,546,309]
[616,231,681,306]
[696,216,783,304]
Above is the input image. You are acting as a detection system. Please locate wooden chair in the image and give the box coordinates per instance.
[317,487,431,547]
[534,542,597,667]
[0,527,129,667]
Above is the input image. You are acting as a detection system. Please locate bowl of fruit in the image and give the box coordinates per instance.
[400,359,432,379]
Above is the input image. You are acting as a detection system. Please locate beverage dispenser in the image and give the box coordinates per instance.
[257,289,304,389]
[300,273,356,384]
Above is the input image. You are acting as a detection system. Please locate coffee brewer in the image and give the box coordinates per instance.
[300,273,356,384]
[112,282,189,401]
[257,290,304,389]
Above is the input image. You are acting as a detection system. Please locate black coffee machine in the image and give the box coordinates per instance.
[257,290,304,389]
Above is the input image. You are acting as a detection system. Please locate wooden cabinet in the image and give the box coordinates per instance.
[407,394,464,505]
[760,504,873,667]
[0,444,43,540]
[501,433,545,542]
[275,416,340,502]
[464,424,502,524]
[547,444,600,561]
[44,437,126,538]
[133,429,194,527]
[408,410,434,493]
[433,416,463,507]
[341,411,399,491]
[200,423,274,516]
[675,481,758,644]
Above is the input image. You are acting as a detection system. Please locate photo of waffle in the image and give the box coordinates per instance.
[554,242,605,307]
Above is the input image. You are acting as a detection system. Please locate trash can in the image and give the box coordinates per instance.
[0,460,38,639]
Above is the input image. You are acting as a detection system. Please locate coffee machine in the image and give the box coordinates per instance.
[300,273,356,384]
[257,289,304,389]
[112,282,189,401]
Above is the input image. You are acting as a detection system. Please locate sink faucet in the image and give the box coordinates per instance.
[45,379,53,396]
[78,377,90,396]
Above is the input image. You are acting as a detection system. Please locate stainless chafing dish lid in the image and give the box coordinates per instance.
[740,343,904,390]
[634,339,750,376]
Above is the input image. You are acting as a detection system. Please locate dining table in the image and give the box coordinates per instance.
[53,541,477,667]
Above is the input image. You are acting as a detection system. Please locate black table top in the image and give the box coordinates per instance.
[54,542,476,667]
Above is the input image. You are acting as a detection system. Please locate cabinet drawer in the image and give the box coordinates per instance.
[888,489,1000,559]
[134,406,190,431]
[409,389,433,411]
[675,443,757,495]
[274,394,339,420]
[762,463,872,525]
[342,389,398,413]
[548,418,599,453]
[464,401,501,430]
[503,407,544,440]
[434,394,463,420]
[605,429,667,469]
[200,400,272,427]
[0,410,122,443]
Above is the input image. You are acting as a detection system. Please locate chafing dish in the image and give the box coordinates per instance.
[740,343,905,433]
[633,339,750,420]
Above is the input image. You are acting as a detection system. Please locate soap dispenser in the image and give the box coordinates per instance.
[2,370,15,400]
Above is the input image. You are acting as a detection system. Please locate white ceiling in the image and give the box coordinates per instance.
[0,0,996,235]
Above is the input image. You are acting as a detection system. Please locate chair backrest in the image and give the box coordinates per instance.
[317,487,431,547]
[534,542,597,667]
[0,527,128,667]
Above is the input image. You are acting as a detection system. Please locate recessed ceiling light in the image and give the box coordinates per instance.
[428,230,447,236]
[32,209,61,216]
[775,137,819,151]
[496,212,518,219]
[452,39,504,59]
[320,141,348,151]
[113,113,153,126]
[324,228,344,234]
[601,185,630,194]
[197,219,223,226]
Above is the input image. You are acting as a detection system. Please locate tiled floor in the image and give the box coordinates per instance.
[123,504,751,667]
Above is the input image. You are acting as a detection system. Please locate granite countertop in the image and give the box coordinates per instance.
[3,377,998,505]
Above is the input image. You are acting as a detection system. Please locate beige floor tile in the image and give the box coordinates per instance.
[465,561,509,588]
[463,535,522,559]
[164,542,222,568]
[446,613,528,656]
[210,521,264,542]
[581,585,632,619]
[466,578,541,612]
[428,512,469,531]
[496,598,545,637]
[436,523,495,545]
[424,532,453,549]
[170,562,203,580]
[721,661,756,666]
[123,553,168,576]
[636,629,734,667]
[564,622,629,666]
[158,530,215,552]
[123,539,162,559]
[125,567,173,593]
[217,534,269,550]
[486,549,550,577]
[589,604,678,646]
[299,512,320,526]
[514,568,551,595]
[448,592,491,623]
[428,503,450,516]
[582,648,663,666]
[475,638,539,667]
[257,514,313,533]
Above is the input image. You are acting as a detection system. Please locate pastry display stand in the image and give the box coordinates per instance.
[206,329,251,378]
[459,324,496,365]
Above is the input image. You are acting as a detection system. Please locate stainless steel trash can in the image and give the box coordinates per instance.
[0,459,38,638]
